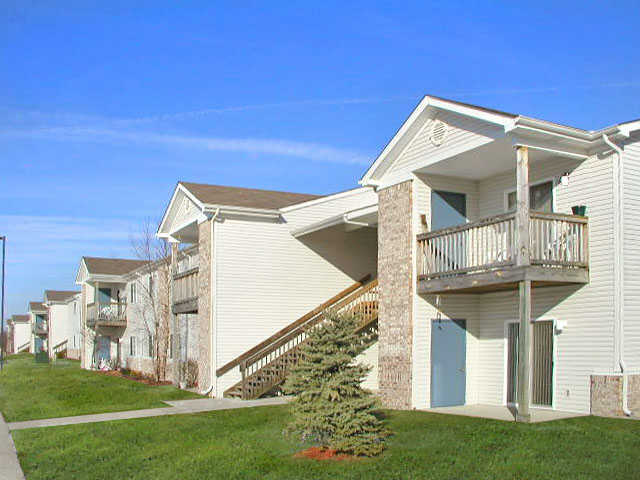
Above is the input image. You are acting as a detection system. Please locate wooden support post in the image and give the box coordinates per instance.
[515,146,531,267]
[516,279,532,422]
[241,361,247,400]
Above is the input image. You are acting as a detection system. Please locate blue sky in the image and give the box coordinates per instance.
[1,1,639,317]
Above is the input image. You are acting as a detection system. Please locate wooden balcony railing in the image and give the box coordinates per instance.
[86,302,127,327]
[173,268,199,305]
[33,322,48,335]
[417,211,588,280]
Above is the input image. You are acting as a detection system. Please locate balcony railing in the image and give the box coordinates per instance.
[33,322,48,335]
[173,268,199,305]
[417,211,589,280]
[86,302,127,327]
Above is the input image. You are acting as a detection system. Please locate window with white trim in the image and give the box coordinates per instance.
[507,180,554,212]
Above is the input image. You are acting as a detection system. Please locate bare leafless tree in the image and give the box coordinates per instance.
[131,219,172,382]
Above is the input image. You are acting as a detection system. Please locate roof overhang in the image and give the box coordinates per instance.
[157,183,282,242]
[360,95,640,187]
[292,204,378,238]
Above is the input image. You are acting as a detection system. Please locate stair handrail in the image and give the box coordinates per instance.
[53,339,68,352]
[216,274,372,377]
[242,278,379,368]
[17,341,30,352]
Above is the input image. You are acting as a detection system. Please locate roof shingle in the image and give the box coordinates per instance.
[45,290,80,303]
[83,257,147,276]
[29,302,46,312]
[180,182,322,210]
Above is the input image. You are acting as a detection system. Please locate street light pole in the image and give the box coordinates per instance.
[0,236,5,371]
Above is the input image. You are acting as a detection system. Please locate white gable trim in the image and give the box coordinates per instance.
[280,186,373,213]
[157,183,207,236]
[360,96,515,186]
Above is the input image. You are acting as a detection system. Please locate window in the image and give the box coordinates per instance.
[169,334,173,359]
[148,275,154,295]
[148,334,154,358]
[73,302,77,314]
[130,336,136,356]
[130,283,137,303]
[507,180,553,212]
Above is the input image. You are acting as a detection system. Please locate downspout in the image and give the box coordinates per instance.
[208,208,221,397]
[602,133,632,417]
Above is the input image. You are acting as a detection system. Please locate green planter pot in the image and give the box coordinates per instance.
[571,205,587,216]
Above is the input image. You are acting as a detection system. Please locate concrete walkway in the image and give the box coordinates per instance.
[0,413,25,480]
[8,396,289,431]
[423,404,586,423]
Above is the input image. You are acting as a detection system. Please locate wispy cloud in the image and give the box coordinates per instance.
[0,215,135,264]
[0,126,372,165]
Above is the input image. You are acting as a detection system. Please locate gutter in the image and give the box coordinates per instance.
[602,133,632,417]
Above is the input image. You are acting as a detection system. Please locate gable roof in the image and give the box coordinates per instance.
[360,94,640,186]
[180,182,323,210]
[29,302,46,312]
[44,290,80,303]
[11,314,30,323]
[83,257,147,276]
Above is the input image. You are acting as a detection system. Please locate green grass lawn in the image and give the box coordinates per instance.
[12,405,640,480]
[0,353,200,422]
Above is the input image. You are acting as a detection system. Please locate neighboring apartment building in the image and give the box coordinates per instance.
[43,290,80,359]
[75,256,182,380]
[8,314,31,354]
[28,301,48,359]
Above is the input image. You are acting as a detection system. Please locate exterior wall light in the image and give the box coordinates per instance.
[560,172,570,186]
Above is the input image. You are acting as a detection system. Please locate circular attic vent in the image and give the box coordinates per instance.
[429,119,448,147]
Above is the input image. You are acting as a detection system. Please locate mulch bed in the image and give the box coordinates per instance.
[294,447,357,461]
[97,369,173,386]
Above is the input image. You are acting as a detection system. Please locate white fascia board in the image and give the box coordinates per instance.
[157,183,207,235]
[360,96,430,186]
[75,258,88,285]
[202,204,281,219]
[618,121,640,138]
[280,186,374,213]
[291,204,378,237]
[360,96,514,186]
[85,273,129,284]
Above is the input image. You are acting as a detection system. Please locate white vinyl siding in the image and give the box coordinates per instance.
[385,110,503,183]
[411,152,616,413]
[213,189,379,395]
[622,136,640,371]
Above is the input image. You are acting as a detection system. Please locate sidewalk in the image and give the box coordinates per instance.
[8,396,289,431]
[0,413,25,480]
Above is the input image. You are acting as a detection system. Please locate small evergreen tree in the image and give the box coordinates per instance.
[282,311,389,457]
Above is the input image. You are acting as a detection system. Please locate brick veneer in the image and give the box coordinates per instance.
[591,374,640,418]
[377,180,414,409]
[197,220,212,393]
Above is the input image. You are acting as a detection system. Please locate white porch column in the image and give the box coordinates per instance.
[515,145,533,423]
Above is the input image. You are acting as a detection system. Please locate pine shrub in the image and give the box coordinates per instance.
[282,312,389,456]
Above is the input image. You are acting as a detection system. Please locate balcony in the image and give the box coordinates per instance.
[417,211,589,294]
[86,302,128,328]
[172,267,199,314]
[33,322,48,335]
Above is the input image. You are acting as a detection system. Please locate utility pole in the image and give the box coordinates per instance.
[0,235,5,371]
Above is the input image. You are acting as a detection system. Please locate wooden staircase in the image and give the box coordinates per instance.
[217,276,379,400]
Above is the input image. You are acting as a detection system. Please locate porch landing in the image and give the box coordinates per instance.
[423,404,586,423]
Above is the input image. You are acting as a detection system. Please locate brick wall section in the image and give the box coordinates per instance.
[629,375,640,415]
[591,374,640,417]
[377,180,414,409]
[197,220,212,392]
[80,284,88,369]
